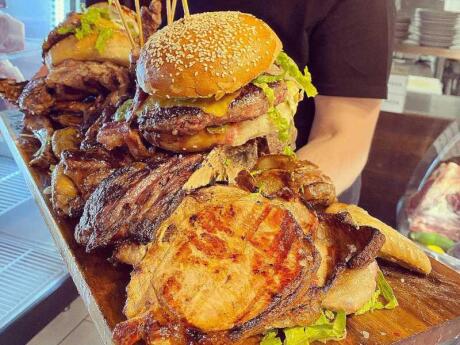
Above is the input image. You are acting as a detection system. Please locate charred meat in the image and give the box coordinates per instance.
[0,78,27,106]
[236,154,336,208]
[113,185,384,345]
[97,121,153,160]
[51,149,131,217]
[75,154,203,251]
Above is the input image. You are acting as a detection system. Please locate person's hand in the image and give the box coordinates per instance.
[296,96,381,195]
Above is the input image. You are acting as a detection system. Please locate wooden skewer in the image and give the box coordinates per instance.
[113,0,136,48]
[134,0,144,46]
[182,0,190,17]
[171,0,178,22]
[166,0,172,25]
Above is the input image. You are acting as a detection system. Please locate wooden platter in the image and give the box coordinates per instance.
[1,110,460,345]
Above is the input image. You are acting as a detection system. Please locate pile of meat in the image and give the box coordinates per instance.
[0,4,392,344]
[105,155,384,344]
[0,2,169,224]
[407,161,460,242]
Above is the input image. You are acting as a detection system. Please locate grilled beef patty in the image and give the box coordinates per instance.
[136,81,288,137]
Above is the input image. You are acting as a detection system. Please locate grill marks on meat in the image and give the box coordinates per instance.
[137,82,288,137]
[75,154,203,251]
[0,78,27,106]
[114,186,321,345]
[113,185,385,345]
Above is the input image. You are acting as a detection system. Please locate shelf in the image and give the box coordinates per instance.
[0,39,42,61]
[394,43,460,60]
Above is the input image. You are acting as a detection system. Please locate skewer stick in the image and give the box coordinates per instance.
[113,0,136,48]
[134,0,144,46]
[171,0,178,22]
[182,0,190,17]
[166,0,172,25]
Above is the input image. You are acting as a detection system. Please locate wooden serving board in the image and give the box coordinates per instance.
[1,110,460,345]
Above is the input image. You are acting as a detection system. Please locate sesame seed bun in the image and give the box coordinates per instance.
[136,11,282,99]
[44,30,133,68]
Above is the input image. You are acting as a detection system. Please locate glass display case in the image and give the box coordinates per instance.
[0,1,80,344]
[397,119,460,271]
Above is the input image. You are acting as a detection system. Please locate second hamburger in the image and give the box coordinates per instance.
[134,11,317,153]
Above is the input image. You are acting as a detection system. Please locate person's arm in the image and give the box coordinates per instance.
[296,96,381,194]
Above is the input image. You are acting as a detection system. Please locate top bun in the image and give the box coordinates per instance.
[44,2,138,68]
[136,11,282,99]
[44,31,133,68]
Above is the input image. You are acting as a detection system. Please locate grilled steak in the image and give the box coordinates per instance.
[75,154,203,251]
[137,82,287,137]
[113,185,384,345]
[22,114,56,169]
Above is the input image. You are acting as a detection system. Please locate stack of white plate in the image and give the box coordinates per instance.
[408,9,460,48]
[395,15,411,42]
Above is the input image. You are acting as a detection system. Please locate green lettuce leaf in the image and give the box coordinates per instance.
[355,270,398,315]
[276,51,318,98]
[253,73,285,85]
[283,146,296,157]
[57,26,75,35]
[253,81,290,142]
[253,81,275,104]
[377,270,399,309]
[261,310,346,345]
[75,6,110,40]
[261,330,283,345]
[95,27,114,53]
[114,99,133,122]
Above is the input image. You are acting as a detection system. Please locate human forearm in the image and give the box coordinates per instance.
[296,96,381,195]
[297,131,370,194]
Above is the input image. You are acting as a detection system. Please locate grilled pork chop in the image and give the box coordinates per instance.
[113,185,384,345]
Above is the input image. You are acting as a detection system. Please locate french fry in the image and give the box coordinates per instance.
[326,203,432,275]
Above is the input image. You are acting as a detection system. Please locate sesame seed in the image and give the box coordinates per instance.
[137,11,275,87]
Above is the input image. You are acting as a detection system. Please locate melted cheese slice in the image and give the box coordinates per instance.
[149,91,240,117]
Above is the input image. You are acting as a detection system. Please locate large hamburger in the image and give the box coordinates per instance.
[43,2,140,69]
[134,11,317,153]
